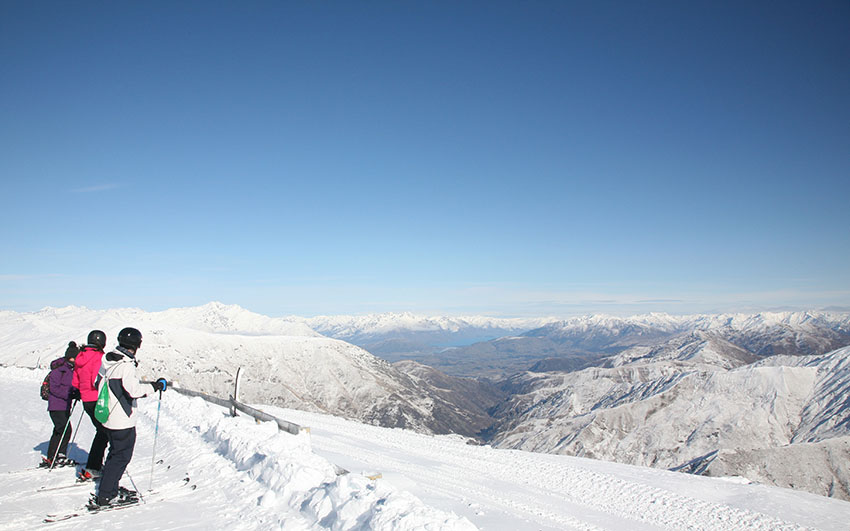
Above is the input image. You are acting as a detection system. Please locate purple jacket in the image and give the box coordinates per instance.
[47,357,76,411]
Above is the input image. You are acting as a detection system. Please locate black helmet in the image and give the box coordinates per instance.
[87,330,107,349]
[117,327,143,350]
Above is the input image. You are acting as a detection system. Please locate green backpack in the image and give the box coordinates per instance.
[94,363,119,423]
[94,381,110,423]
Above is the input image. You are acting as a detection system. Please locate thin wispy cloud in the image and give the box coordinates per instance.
[0,273,66,281]
[72,183,121,193]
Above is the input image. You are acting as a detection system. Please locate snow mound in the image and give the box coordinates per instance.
[164,394,475,530]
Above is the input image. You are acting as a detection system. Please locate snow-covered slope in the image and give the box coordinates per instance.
[3,367,849,531]
[0,367,474,530]
[607,332,761,370]
[156,301,319,336]
[758,347,850,443]
[0,302,316,368]
[0,304,482,437]
[489,344,850,500]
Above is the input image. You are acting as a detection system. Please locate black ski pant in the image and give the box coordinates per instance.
[47,410,72,461]
[82,401,108,471]
[99,426,136,500]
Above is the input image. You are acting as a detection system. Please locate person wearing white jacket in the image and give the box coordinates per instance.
[91,327,166,508]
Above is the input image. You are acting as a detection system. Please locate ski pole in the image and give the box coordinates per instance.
[49,400,78,471]
[67,404,86,449]
[148,387,163,491]
[124,468,145,504]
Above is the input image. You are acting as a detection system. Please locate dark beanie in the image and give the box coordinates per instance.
[65,341,79,360]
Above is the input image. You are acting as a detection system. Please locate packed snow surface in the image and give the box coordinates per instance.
[2,367,849,530]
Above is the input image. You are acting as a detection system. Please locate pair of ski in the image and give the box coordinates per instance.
[38,459,166,493]
[43,476,195,523]
[37,472,100,493]
[44,495,140,522]
[3,461,78,475]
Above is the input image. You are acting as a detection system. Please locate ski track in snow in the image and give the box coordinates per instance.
[268,406,841,531]
[2,367,849,530]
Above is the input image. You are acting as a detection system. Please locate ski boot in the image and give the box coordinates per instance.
[77,468,101,482]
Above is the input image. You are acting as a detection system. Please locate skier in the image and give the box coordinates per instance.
[43,342,80,468]
[91,327,167,508]
[71,330,109,480]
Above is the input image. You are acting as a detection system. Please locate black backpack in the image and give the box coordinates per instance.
[40,372,50,400]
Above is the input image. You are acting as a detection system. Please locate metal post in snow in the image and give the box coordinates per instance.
[230,367,242,417]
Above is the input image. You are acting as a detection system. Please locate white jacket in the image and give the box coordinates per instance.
[97,347,149,430]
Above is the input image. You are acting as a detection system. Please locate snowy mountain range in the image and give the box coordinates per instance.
[306,311,850,378]
[299,312,554,341]
[293,309,850,501]
[297,312,556,369]
[2,303,850,502]
[486,335,850,500]
[0,303,484,437]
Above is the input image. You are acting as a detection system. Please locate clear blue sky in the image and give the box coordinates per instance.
[1,1,848,317]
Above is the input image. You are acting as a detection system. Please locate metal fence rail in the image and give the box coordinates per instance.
[146,368,304,436]
[167,385,232,409]
[230,399,303,435]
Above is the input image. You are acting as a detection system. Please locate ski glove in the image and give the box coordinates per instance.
[69,387,81,400]
[151,378,168,392]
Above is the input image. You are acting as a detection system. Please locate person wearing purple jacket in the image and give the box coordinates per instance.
[42,342,81,468]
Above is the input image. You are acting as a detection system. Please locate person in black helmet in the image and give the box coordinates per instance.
[90,327,167,509]
[72,330,109,480]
